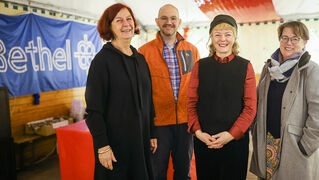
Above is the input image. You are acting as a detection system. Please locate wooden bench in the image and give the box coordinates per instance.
[13,134,41,170]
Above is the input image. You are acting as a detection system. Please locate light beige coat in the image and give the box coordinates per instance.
[250,52,319,180]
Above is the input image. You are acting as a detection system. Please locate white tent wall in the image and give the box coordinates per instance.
[137,19,319,74]
[237,20,319,73]
[237,23,280,74]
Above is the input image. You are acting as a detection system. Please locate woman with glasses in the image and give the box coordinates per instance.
[187,14,257,179]
[250,21,319,180]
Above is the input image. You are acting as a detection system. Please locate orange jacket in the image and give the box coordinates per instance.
[139,32,200,126]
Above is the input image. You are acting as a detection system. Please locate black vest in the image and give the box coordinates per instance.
[197,56,248,135]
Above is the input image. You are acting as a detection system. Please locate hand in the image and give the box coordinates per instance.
[150,138,157,154]
[98,146,117,170]
[195,130,216,147]
[209,131,234,149]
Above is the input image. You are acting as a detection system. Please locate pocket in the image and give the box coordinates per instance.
[178,50,194,74]
[287,124,303,136]
[287,124,309,159]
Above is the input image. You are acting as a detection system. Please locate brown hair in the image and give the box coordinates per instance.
[208,23,239,56]
[277,21,309,41]
[97,3,140,41]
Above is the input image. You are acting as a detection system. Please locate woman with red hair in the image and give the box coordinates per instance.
[85,3,156,180]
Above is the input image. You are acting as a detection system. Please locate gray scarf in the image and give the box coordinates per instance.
[268,48,304,83]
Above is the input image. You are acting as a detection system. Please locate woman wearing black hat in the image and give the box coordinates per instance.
[187,14,257,179]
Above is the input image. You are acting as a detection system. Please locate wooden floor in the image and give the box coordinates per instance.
[18,147,258,180]
[247,150,258,180]
[17,154,60,180]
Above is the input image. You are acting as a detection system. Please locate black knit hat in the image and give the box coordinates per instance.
[209,14,237,34]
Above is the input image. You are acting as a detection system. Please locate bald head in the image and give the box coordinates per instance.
[156,4,181,39]
[158,4,179,18]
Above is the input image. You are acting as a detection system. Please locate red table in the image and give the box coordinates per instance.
[56,120,197,180]
[56,120,95,180]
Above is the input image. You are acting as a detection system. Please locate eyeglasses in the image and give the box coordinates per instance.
[159,16,178,22]
[280,36,301,44]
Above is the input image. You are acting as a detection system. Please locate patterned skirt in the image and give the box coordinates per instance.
[266,132,280,180]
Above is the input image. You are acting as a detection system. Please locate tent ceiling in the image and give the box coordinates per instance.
[6,0,319,27]
[115,0,210,27]
[196,0,281,23]
[8,0,210,27]
[196,0,319,23]
[272,0,319,20]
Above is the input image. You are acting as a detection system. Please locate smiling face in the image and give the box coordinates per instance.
[156,5,181,38]
[111,8,135,41]
[279,27,307,60]
[211,25,235,58]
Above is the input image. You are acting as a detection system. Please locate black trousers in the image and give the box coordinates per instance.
[152,123,193,180]
[194,132,249,180]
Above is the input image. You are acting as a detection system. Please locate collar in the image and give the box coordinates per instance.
[213,54,235,63]
[297,51,310,68]
[156,31,184,46]
[105,42,137,58]
[163,39,178,49]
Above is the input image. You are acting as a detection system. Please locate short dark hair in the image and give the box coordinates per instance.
[278,21,309,41]
[97,3,140,41]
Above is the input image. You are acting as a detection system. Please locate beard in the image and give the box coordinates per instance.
[160,24,177,37]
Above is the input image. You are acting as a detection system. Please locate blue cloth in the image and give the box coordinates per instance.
[0,13,102,97]
[33,93,40,105]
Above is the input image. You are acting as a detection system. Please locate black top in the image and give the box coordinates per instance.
[267,80,288,138]
[85,42,155,180]
[125,52,139,108]
[197,56,248,135]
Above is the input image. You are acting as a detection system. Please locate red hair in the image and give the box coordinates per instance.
[97,3,140,41]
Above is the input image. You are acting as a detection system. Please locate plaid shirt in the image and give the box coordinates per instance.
[163,41,180,102]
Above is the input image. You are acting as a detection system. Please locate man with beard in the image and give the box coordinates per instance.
[139,4,200,180]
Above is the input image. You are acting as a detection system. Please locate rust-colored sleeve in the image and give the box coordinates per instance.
[187,61,201,134]
[229,62,257,139]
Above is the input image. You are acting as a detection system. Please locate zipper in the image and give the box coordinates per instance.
[161,37,182,125]
[173,40,182,125]
[179,51,187,72]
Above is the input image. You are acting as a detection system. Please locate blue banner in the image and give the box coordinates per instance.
[0,13,102,97]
